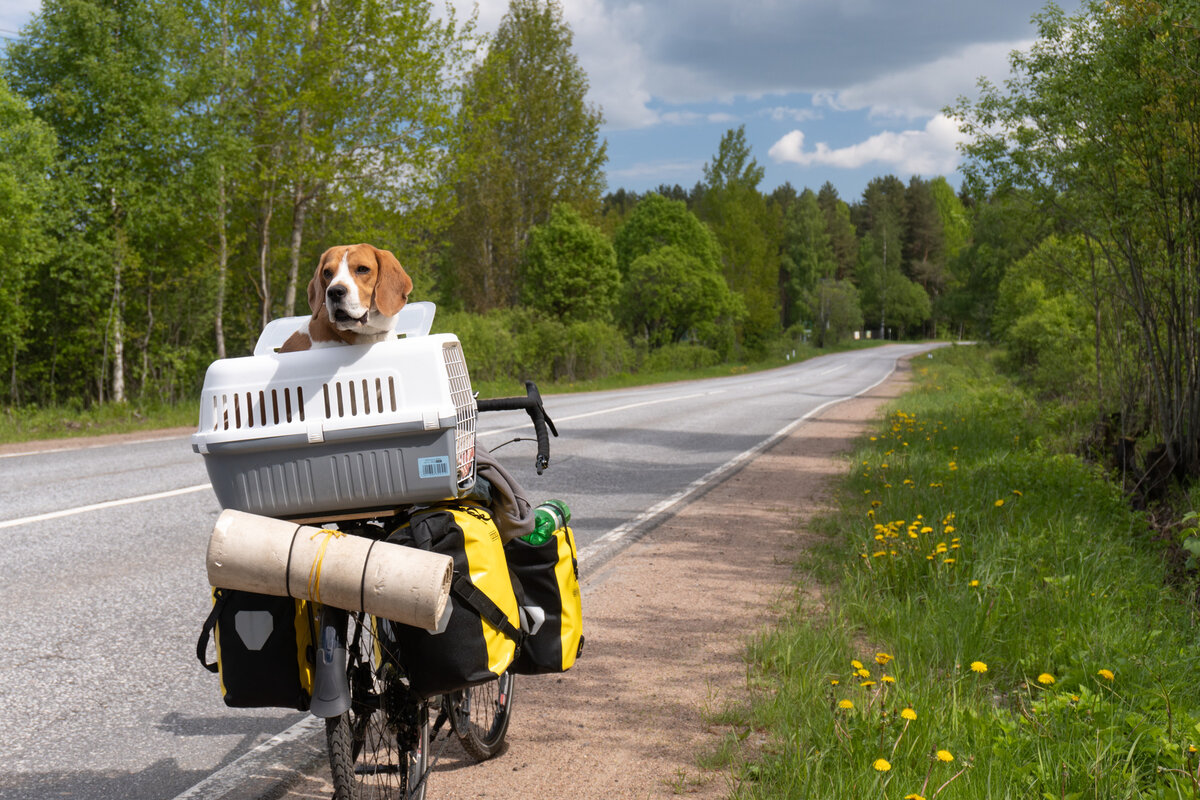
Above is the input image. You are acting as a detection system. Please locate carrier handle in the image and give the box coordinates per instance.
[476,381,557,474]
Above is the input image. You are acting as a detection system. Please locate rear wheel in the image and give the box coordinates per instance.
[449,670,515,761]
[326,614,429,800]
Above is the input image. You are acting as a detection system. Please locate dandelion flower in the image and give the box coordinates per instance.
[905,795,926,800]
[857,668,871,678]
[994,499,1005,507]
[1098,668,1115,681]
[873,758,892,772]
[875,652,894,665]
[1189,745,1198,754]
[901,707,917,721]
[1012,489,1023,496]
[936,749,954,762]
[969,579,980,587]
[851,660,864,670]
[882,675,896,684]
[1037,673,1055,685]
[830,679,840,686]
[838,699,854,710]
[970,661,988,673]
[860,680,877,688]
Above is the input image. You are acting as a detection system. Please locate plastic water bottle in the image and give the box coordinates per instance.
[524,500,571,545]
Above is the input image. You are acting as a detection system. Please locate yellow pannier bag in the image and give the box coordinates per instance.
[505,524,584,674]
[385,503,521,698]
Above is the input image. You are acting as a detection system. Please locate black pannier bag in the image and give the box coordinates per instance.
[196,588,314,711]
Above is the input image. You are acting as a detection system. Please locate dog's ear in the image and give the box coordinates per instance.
[371,246,412,317]
[307,248,336,316]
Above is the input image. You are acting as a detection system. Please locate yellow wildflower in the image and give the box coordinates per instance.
[860,680,877,688]
[1098,669,1115,681]
[970,661,988,673]
[905,795,926,800]
[1037,673,1055,685]
[851,660,864,670]
[936,749,954,762]
[873,758,891,772]
[900,707,917,721]
[875,652,894,665]
[882,675,896,684]
[969,579,980,587]
[838,699,854,710]
[994,499,1005,507]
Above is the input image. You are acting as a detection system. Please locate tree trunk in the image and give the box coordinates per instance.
[286,178,308,315]
[257,192,276,331]
[111,256,125,403]
[215,163,228,360]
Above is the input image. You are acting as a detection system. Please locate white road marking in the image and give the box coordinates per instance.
[480,390,718,438]
[0,483,212,530]
[0,432,191,459]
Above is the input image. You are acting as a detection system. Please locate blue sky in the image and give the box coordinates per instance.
[1,0,1079,204]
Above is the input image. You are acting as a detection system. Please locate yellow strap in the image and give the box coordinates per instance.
[307,529,345,605]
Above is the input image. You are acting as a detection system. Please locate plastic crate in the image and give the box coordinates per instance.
[191,305,476,520]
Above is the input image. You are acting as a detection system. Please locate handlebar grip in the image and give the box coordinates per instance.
[474,381,556,474]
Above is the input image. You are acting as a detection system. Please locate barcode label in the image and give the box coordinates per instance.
[418,456,450,479]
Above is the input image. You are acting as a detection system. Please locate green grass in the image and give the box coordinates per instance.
[0,338,887,445]
[723,346,1200,799]
[0,400,199,445]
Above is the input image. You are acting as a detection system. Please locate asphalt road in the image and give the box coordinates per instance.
[0,342,941,800]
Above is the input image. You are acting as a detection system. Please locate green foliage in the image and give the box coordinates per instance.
[733,346,1200,798]
[955,0,1200,468]
[621,245,741,351]
[699,127,783,353]
[612,192,722,276]
[522,203,620,323]
[443,0,606,311]
[780,189,836,328]
[993,236,1095,399]
[641,342,721,373]
[0,76,59,400]
[803,279,863,347]
[433,308,633,385]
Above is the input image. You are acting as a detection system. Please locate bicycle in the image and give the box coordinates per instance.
[312,382,556,800]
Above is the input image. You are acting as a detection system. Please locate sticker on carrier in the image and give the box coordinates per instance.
[418,456,451,479]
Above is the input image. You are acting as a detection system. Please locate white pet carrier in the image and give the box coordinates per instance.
[191,303,477,521]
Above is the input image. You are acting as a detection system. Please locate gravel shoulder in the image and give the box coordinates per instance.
[279,361,910,799]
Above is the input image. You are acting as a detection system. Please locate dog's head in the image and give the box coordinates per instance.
[307,244,412,335]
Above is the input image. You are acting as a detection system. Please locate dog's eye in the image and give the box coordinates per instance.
[322,269,333,280]
[356,265,371,274]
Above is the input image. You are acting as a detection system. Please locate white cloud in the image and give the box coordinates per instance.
[819,39,1030,120]
[762,106,822,124]
[768,114,968,175]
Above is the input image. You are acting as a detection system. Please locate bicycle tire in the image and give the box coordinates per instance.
[326,613,429,800]
[448,670,515,761]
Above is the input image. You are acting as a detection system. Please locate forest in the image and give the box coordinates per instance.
[3,0,1199,492]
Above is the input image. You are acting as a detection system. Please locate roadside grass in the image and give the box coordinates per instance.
[0,338,885,445]
[726,346,1200,799]
[0,400,198,445]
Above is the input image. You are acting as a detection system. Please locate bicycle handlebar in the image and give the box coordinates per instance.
[475,381,558,474]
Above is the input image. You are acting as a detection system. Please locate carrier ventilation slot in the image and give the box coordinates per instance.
[442,341,477,484]
[320,377,399,420]
[210,386,306,431]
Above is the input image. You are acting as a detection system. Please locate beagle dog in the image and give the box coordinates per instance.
[280,244,413,352]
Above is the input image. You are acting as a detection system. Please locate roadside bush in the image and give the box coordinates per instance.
[641,342,721,373]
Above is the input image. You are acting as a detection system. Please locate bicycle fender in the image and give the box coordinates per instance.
[310,606,351,718]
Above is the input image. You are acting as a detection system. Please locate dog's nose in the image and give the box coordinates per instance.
[327,284,346,302]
